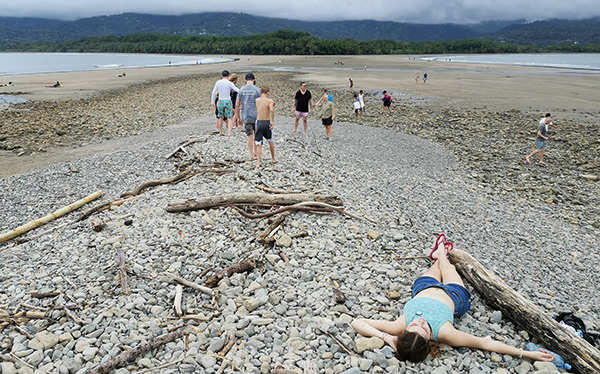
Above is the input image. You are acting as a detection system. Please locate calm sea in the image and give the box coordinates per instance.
[420,53,600,71]
[0,53,233,76]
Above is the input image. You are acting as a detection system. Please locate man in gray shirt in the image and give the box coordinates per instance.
[236,73,261,161]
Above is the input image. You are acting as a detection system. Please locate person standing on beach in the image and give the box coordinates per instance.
[293,82,314,133]
[423,73,428,83]
[358,90,365,116]
[382,90,393,115]
[255,86,278,168]
[236,73,261,161]
[526,113,555,165]
[353,93,361,119]
[229,74,240,129]
[349,78,354,90]
[415,73,420,83]
[211,70,239,136]
[316,93,335,140]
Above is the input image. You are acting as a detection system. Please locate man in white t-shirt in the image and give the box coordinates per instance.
[211,70,239,136]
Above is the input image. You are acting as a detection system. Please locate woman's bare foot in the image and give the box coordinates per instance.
[431,234,447,261]
[271,159,279,164]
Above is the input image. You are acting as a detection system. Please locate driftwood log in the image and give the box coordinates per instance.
[117,249,129,295]
[86,330,183,374]
[256,211,291,244]
[121,165,193,198]
[205,258,257,288]
[161,272,216,297]
[449,249,600,374]
[0,190,102,243]
[165,193,342,213]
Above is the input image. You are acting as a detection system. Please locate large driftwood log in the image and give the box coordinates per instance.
[449,249,600,374]
[165,193,342,213]
[0,190,102,243]
[87,330,183,374]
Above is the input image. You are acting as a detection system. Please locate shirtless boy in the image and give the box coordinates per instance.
[255,86,278,168]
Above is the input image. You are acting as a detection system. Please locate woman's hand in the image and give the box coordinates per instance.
[524,348,554,362]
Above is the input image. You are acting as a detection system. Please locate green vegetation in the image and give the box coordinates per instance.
[1,30,599,54]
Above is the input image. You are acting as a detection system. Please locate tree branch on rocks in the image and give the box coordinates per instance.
[318,327,357,358]
[449,249,600,374]
[166,138,203,159]
[87,330,184,374]
[121,165,193,198]
[233,203,334,219]
[0,190,102,243]
[165,193,342,213]
[215,331,237,374]
[117,249,129,295]
[173,285,183,317]
[205,258,257,288]
[161,272,216,297]
[255,185,301,194]
[256,211,291,244]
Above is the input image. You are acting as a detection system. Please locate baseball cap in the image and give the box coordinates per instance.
[222,70,230,76]
[245,73,255,80]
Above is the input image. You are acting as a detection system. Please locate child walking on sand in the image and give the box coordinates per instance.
[255,86,278,168]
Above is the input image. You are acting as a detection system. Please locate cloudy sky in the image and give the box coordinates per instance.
[1,0,598,24]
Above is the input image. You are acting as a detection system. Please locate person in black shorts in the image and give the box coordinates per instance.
[255,86,278,168]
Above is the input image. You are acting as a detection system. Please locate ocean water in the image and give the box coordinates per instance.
[421,53,600,71]
[0,53,234,76]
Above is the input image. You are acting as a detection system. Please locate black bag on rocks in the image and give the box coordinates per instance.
[555,312,600,347]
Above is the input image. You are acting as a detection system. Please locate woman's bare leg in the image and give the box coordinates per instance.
[431,242,464,286]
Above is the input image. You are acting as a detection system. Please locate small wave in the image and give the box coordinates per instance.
[95,64,124,69]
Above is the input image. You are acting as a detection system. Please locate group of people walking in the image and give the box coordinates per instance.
[212,72,344,168]
[211,70,277,168]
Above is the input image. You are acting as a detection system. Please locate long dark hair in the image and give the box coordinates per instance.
[395,331,430,362]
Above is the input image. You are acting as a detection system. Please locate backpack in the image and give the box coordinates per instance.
[555,312,599,347]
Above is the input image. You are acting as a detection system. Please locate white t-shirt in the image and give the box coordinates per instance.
[358,93,365,108]
[211,78,239,103]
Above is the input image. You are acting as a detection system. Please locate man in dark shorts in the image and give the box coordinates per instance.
[236,73,261,161]
[255,86,278,169]
[293,82,314,134]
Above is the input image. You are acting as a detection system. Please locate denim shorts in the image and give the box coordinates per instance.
[537,139,547,149]
[411,276,472,317]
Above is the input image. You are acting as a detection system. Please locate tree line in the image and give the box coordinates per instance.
[1,30,599,54]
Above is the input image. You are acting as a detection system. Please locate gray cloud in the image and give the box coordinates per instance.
[1,0,598,24]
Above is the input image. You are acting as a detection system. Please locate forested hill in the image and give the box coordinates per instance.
[1,12,599,46]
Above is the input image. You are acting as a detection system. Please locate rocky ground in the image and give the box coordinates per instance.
[1,72,599,374]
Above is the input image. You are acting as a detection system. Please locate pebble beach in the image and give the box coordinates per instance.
[1,55,600,374]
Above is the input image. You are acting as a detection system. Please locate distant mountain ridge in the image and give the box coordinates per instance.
[0,12,599,46]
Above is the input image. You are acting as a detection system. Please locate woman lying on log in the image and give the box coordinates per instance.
[351,234,554,363]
